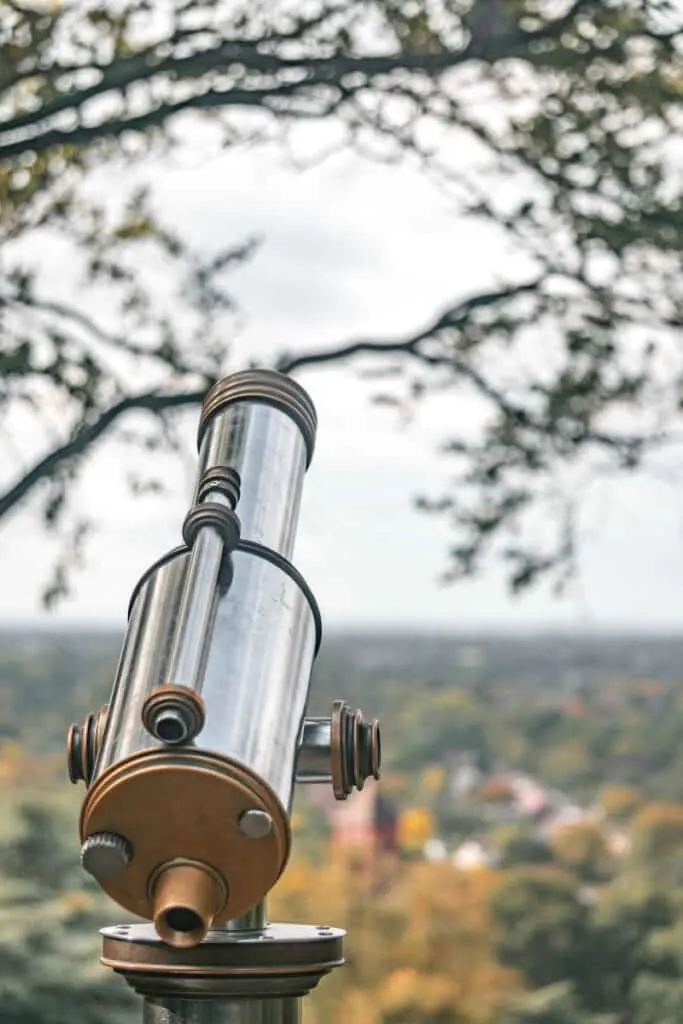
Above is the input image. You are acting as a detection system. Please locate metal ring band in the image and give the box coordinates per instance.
[67,722,84,784]
[128,546,193,619]
[330,701,349,800]
[83,711,97,785]
[197,467,241,508]
[128,544,322,655]
[182,504,241,551]
[197,370,317,468]
[236,540,322,655]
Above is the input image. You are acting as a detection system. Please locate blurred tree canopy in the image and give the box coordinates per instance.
[1,0,683,601]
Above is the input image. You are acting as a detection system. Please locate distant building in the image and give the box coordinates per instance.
[448,753,482,798]
[452,839,495,869]
[424,838,448,862]
[507,773,550,817]
[307,779,397,854]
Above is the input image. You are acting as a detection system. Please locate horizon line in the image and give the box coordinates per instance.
[0,619,681,636]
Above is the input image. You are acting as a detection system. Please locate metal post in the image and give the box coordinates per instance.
[143,996,301,1024]
[66,370,381,1022]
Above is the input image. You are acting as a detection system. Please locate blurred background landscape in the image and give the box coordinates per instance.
[5,627,683,1023]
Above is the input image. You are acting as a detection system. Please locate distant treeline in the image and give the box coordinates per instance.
[2,630,683,805]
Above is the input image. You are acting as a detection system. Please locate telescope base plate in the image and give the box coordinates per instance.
[101,921,344,999]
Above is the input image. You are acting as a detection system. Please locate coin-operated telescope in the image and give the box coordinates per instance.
[67,370,381,1024]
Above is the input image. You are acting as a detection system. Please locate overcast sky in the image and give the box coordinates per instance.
[3,141,683,632]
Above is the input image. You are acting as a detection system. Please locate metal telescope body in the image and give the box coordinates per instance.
[67,370,381,1023]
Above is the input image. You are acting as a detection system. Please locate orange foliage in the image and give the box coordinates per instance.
[550,820,613,877]
[631,801,683,860]
[397,807,435,851]
[420,765,446,796]
[598,785,643,822]
[270,851,519,1024]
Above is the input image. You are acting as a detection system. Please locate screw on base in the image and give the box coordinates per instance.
[238,809,274,838]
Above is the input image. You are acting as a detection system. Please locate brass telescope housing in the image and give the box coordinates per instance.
[68,369,381,960]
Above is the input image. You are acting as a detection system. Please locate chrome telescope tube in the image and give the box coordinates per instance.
[67,369,380,1024]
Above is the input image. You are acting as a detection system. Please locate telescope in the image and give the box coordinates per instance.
[66,369,381,1024]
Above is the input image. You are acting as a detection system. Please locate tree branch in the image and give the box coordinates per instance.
[0,282,538,525]
[277,281,542,374]
[9,293,202,374]
[0,0,599,161]
[0,387,207,522]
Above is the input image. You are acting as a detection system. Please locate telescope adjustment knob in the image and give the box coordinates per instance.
[81,832,132,879]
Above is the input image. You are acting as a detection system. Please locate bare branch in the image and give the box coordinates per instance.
[0,0,602,162]
[8,293,204,374]
[277,281,543,374]
[0,388,206,523]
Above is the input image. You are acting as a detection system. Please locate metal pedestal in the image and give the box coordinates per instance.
[143,996,301,1024]
[101,920,344,1024]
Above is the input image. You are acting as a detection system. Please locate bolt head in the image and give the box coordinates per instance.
[238,809,273,839]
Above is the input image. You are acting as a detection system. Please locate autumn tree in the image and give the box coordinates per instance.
[396,807,436,854]
[549,820,615,884]
[1,0,683,601]
[598,785,643,824]
[270,853,519,1024]
[493,865,683,1022]
[491,866,589,990]
[504,981,591,1024]
[496,826,556,869]
[0,791,134,1024]
[630,802,683,886]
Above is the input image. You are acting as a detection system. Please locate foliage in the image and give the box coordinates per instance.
[396,807,436,852]
[1,0,683,601]
[0,790,134,1024]
[629,802,683,885]
[504,981,593,1024]
[598,784,644,823]
[492,872,683,1023]
[270,856,519,1024]
[497,827,556,869]
[548,821,615,884]
[491,866,589,989]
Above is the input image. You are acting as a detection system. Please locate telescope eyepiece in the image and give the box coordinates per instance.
[151,860,227,949]
[164,907,203,934]
[141,685,206,746]
[154,710,190,745]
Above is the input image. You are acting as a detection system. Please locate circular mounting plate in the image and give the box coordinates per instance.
[81,750,290,924]
[101,922,345,998]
